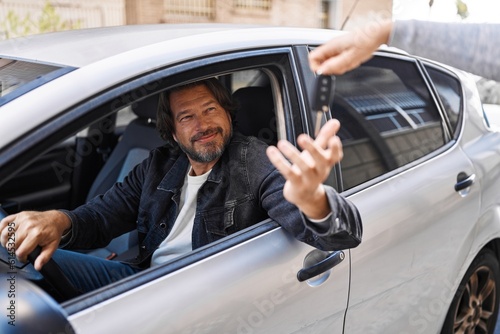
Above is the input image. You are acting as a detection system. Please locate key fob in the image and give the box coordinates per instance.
[310,74,335,113]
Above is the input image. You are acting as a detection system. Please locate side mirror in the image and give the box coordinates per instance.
[0,274,75,333]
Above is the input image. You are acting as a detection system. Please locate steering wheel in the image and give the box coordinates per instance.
[0,207,81,300]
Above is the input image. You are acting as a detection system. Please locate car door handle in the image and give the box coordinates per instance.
[297,250,345,282]
[455,173,476,192]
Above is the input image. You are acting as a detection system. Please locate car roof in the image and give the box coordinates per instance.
[0,24,346,151]
[0,24,341,68]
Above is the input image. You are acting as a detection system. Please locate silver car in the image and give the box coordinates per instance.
[1,24,500,334]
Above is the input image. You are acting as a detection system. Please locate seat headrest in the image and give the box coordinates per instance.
[233,86,277,145]
[131,94,159,120]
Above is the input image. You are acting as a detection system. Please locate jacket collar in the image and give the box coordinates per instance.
[157,154,189,193]
[157,145,229,193]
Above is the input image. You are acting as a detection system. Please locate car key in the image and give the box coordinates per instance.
[310,74,335,137]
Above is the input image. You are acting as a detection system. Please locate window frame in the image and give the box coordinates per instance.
[421,61,464,141]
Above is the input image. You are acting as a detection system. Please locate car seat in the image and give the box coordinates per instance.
[85,94,164,260]
[232,86,277,145]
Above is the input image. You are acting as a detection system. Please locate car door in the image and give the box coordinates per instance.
[330,55,481,333]
[48,49,352,333]
[66,225,350,333]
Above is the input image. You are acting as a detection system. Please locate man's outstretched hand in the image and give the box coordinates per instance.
[266,119,343,220]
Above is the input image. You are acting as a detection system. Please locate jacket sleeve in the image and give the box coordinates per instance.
[252,141,362,251]
[390,20,500,81]
[301,185,362,250]
[60,152,150,250]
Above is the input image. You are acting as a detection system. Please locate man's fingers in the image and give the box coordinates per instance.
[0,215,11,229]
[267,145,304,185]
[0,210,66,271]
[13,228,37,263]
[15,230,56,270]
[297,135,329,170]
[266,145,291,173]
[276,139,317,173]
[267,119,344,186]
[316,119,340,144]
[328,135,344,162]
[34,243,58,271]
[304,119,340,161]
[298,120,344,171]
[266,144,307,181]
[0,214,16,247]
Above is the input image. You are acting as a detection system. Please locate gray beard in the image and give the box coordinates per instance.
[178,127,232,163]
[180,141,225,162]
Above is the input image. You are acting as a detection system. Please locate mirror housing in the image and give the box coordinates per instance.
[0,274,75,333]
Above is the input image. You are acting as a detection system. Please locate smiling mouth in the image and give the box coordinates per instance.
[191,128,221,144]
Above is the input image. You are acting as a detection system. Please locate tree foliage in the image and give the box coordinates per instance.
[0,1,81,40]
[455,0,469,20]
[428,0,469,20]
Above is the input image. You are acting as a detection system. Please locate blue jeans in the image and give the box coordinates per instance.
[52,249,142,294]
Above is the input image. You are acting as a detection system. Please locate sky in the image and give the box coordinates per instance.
[394,0,500,23]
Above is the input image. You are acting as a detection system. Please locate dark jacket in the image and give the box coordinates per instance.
[63,132,362,268]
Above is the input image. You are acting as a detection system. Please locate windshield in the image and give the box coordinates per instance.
[0,58,71,106]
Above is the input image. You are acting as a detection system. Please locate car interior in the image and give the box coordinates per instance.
[80,71,279,262]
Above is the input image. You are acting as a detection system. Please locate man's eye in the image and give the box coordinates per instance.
[179,115,192,122]
[207,107,216,112]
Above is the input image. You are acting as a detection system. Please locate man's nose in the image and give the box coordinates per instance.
[193,113,211,131]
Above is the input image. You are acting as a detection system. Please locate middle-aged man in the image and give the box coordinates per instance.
[0,78,362,294]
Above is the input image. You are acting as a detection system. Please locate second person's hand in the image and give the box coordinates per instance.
[309,19,392,76]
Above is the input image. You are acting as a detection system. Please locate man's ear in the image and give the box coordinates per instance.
[172,133,178,142]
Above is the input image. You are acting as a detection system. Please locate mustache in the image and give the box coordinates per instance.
[190,127,223,143]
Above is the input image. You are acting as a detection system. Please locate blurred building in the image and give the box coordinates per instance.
[0,0,392,39]
[129,0,392,29]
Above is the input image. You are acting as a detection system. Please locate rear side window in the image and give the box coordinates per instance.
[334,56,446,190]
[425,65,462,136]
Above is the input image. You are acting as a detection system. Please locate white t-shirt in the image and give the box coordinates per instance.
[150,167,210,266]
